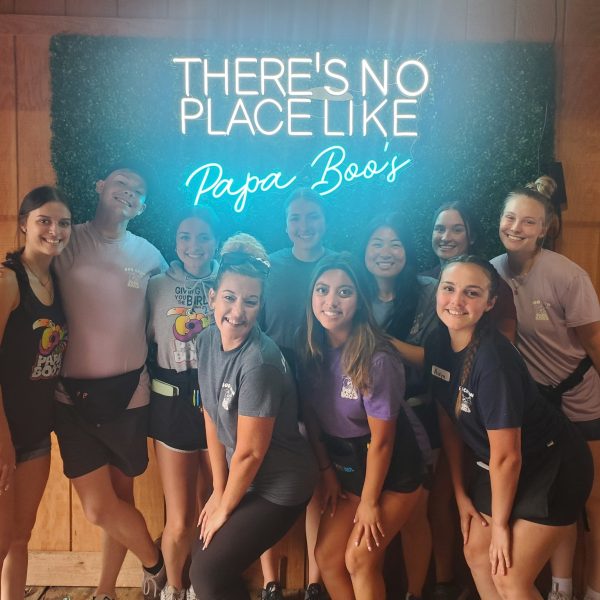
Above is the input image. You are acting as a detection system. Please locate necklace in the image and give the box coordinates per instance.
[506,250,540,296]
[22,258,53,291]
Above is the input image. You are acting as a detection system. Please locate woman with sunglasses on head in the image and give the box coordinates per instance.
[428,255,592,599]
[0,186,71,599]
[299,252,425,600]
[146,207,221,600]
[491,177,600,600]
[189,234,317,600]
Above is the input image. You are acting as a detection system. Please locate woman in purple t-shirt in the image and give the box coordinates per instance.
[298,252,424,600]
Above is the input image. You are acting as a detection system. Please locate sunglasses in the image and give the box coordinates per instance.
[219,252,271,276]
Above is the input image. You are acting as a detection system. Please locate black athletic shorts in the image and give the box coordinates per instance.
[573,417,600,441]
[54,401,149,479]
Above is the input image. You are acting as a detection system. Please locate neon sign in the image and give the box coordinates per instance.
[185,143,412,213]
[174,53,428,211]
[174,54,429,138]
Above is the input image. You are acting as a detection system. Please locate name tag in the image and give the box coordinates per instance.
[431,365,450,382]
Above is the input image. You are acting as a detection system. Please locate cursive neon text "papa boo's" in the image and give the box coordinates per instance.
[185,144,412,213]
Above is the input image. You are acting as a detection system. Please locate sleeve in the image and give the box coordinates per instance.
[562,271,600,328]
[474,345,524,430]
[239,364,284,418]
[362,353,405,421]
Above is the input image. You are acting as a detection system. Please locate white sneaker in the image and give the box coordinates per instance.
[160,585,186,600]
[142,561,167,599]
[186,586,198,600]
[548,586,573,600]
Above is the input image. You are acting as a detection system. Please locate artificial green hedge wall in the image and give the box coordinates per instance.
[50,36,554,267]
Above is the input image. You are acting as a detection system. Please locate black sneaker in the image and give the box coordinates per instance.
[432,582,461,600]
[260,581,284,600]
[304,583,328,600]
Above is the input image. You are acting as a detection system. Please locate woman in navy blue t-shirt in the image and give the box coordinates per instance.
[427,255,592,597]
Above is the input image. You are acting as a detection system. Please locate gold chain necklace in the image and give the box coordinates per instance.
[22,258,52,290]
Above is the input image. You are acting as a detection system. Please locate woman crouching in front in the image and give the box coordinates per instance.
[298,252,425,600]
[428,255,593,598]
[189,233,317,600]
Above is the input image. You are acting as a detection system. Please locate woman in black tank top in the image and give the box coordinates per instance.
[0,186,71,597]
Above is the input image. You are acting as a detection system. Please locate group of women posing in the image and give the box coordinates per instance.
[1,175,600,600]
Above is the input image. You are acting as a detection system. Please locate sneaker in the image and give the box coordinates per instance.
[186,587,198,600]
[548,586,573,600]
[433,582,462,600]
[305,583,328,600]
[260,581,284,600]
[142,560,167,599]
[160,586,186,600]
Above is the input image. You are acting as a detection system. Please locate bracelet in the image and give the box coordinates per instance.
[319,462,333,472]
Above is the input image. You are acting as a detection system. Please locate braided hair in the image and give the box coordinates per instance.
[439,256,500,417]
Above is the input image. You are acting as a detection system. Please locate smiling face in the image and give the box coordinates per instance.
[312,268,358,347]
[364,226,406,281]
[96,169,147,222]
[176,217,217,277]
[436,262,496,349]
[432,209,469,261]
[210,272,262,351]
[499,195,546,256]
[22,201,72,257]
[286,198,326,257]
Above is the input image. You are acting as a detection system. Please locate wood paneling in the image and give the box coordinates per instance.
[466,0,516,41]
[118,0,167,20]
[29,437,71,551]
[416,0,468,42]
[559,222,600,287]
[564,0,600,46]
[0,0,15,14]
[516,0,563,42]
[15,34,54,196]
[14,0,65,15]
[66,0,118,18]
[0,34,17,260]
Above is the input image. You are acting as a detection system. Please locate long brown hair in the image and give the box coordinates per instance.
[439,256,500,417]
[300,252,394,394]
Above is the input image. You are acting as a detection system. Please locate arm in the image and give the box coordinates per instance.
[200,412,274,548]
[574,321,600,376]
[353,415,396,551]
[0,270,19,493]
[487,427,521,576]
[437,404,487,544]
[303,404,346,516]
[390,338,424,368]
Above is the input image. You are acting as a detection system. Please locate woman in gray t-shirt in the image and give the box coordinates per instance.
[189,234,317,600]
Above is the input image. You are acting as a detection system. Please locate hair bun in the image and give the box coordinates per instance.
[526,175,557,200]
[221,233,268,262]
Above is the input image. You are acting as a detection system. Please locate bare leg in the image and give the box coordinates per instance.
[155,442,200,590]
[72,466,159,572]
[306,489,323,585]
[428,451,459,584]
[259,548,279,587]
[549,524,577,578]
[346,488,421,600]
[95,467,137,597]
[585,441,600,592]
[315,494,359,600]
[401,489,431,598]
[1,455,50,600]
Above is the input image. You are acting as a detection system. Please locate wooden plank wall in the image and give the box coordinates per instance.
[0,0,598,589]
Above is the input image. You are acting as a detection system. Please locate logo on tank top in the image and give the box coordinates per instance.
[459,386,474,413]
[30,319,68,380]
[221,382,236,410]
[340,376,359,400]
[532,299,550,321]
[432,365,450,382]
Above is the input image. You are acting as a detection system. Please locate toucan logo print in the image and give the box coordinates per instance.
[167,307,210,342]
[31,319,67,380]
